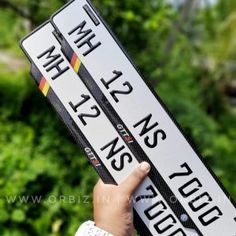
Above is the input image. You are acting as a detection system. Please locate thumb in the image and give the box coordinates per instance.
[120,162,151,196]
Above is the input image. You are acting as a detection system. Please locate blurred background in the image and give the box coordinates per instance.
[0,0,236,235]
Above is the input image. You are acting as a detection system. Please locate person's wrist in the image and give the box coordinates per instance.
[95,220,116,236]
[95,220,131,236]
[75,221,113,236]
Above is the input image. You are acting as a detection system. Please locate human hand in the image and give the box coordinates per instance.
[93,162,151,236]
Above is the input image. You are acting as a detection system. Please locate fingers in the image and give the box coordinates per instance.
[120,162,151,196]
[94,162,151,197]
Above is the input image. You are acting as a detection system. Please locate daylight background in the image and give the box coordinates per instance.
[0,0,236,235]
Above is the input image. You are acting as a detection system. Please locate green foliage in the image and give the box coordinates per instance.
[0,0,236,235]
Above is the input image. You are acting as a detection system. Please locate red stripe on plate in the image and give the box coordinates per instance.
[39,77,46,91]
[70,53,77,67]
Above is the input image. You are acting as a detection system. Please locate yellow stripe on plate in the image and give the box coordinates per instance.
[42,81,50,96]
[74,58,81,73]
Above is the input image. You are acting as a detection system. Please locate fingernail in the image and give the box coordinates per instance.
[140,162,151,173]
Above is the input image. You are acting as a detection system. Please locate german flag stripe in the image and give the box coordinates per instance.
[70,53,77,67]
[39,77,50,97]
[70,52,81,74]
[39,77,46,90]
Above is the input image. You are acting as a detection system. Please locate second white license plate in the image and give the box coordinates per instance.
[50,0,236,235]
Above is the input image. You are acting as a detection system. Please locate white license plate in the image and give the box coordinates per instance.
[20,0,236,235]
[51,1,236,235]
[21,22,201,236]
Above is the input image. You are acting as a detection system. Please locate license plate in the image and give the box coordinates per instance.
[51,1,236,235]
[20,0,236,235]
[21,22,201,236]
